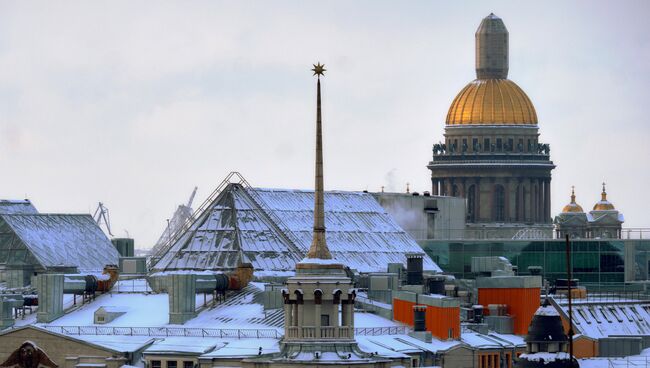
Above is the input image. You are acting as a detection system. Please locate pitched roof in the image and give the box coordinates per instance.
[0,214,120,272]
[553,297,650,339]
[153,184,439,274]
[0,199,38,214]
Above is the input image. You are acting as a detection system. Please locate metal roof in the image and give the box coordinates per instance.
[0,214,120,272]
[153,184,439,274]
[0,199,38,214]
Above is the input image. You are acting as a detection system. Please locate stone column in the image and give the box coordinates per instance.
[432,179,439,196]
[284,302,292,335]
[460,178,467,198]
[475,178,482,221]
[517,179,524,222]
[315,300,321,336]
[544,178,551,223]
[504,179,511,222]
[524,179,532,222]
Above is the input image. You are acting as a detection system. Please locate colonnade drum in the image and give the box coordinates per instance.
[283,287,356,340]
[431,174,552,224]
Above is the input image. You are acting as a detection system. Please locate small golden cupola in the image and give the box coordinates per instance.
[593,183,616,211]
[562,186,584,213]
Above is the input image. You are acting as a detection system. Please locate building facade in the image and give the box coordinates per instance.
[428,14,555,239]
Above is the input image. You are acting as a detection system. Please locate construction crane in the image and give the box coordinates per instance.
[93,202,114,237]
[149,187,198,258]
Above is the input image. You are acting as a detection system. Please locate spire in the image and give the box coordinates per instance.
[475,13,509,79]
[306,62,332,260]
[601,182,607,201]
[570,186,576,204]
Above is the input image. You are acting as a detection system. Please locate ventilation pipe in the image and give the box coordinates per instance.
[167,263,254,324]
[406,253,423,285]
[0,294,24,329]
[36,265,120,323]
[36,274,64,323]
[413,305,426,332]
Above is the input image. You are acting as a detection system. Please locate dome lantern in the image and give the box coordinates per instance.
[476,13,509,79]
[562,186,584,213]
[593,182,615,211]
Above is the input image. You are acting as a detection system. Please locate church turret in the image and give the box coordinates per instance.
[554,187,588,239]
[588,182,624,239]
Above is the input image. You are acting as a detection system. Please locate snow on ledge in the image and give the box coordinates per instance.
[519,352,570,362]
[297,257,344,265]
[535,305,559,317]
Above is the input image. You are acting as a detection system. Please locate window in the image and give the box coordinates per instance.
[496,138,502,151]
[167,361,177,368]
[494,185,505,222]
[183,362,193,368]
[484,138,490,152]
[508,138,513,151]
[321,314,330,326]
[151,361,161,368]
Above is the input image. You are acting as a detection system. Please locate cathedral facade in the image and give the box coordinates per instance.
[428,14,555,238]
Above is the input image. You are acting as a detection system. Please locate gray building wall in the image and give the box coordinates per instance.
[373,193,466,241]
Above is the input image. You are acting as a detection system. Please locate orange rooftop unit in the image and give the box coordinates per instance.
[477,276,541,335]
[393,290,460,340]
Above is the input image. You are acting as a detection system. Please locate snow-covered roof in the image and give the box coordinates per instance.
[554,298,650,339]
[0,214,120,272]
[153,184,440,274]
[461,332,524,349]
[145,337,223,354]
[0,199,38,214]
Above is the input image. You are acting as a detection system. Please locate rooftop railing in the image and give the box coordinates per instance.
[410,228,650,241]
[39,325,407,338]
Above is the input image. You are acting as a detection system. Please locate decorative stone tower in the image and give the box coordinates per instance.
[428,13,555,239]
[244,65,404,368]
[554,187,588,239]
[588,183,623,239]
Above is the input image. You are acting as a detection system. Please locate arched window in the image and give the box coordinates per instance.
[494,185,505,222]
[467,185,476,222]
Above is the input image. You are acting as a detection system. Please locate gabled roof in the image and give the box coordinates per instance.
[153,184,439,274]
[0,214,119,272]
[0,325,153,354]
[0,199,38,214]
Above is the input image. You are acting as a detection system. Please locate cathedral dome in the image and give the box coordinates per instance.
[446,79,538,126]
[562,187,584,213]
[593,183,615,211]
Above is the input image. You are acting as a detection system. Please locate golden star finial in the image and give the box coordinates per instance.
[312,62,326,77]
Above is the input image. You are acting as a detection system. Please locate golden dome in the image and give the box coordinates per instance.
[446,79,538,126]
[593,183,615,211]
[562,187,584,213]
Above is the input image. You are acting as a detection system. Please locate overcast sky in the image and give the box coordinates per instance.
[1,1,648,248]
